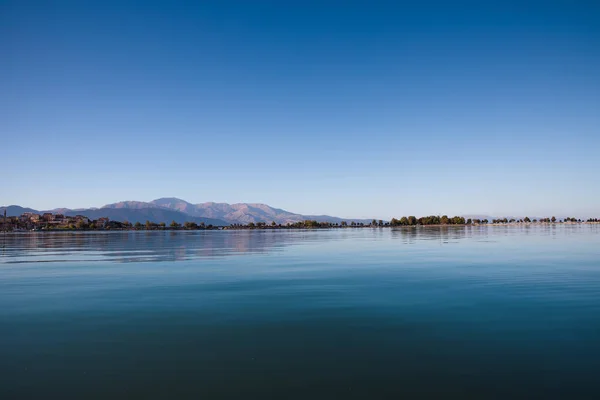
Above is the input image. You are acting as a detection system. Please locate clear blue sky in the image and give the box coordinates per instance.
[2,1,599,219]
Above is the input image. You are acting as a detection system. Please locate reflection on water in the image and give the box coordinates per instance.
[1,226,600,399]
[1,230,321,263]
[2,224,595,264]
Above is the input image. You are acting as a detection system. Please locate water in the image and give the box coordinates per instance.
[1,226,599,399]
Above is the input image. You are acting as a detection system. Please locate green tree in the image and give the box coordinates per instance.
[184,221,198,230]
[134,222,142,230]
[170,220,180,229]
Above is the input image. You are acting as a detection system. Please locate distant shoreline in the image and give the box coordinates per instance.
[3,221,598,234]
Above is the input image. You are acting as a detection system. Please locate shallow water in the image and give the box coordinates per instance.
[1,226,600,398]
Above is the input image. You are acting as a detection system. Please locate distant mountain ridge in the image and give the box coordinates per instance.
[1,198,374,225]
[0,204,228,226]
[0,202,585,225]
[149,198,375,225]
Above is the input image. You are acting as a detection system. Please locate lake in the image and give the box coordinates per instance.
[1,226,600,398]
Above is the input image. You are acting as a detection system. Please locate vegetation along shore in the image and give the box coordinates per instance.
[2,211,598,232]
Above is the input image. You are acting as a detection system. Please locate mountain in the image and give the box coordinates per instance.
[92,201,226,225]
[2,198,373,225]
[151,198,372,225]
[64,207,227,226]
[1,204,227,225]
[102,201,158,210]
[151,198,198,214]
[461,215,496,221]
[0,205,40,216]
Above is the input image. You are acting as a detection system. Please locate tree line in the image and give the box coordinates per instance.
[5,213,599,232]
[389,215,468,226]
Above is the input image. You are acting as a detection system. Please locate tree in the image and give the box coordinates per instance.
[170,220,180,229]
[185,222,199,229]
[271,221,277,226]
[134,222,142,230]
[145,220,152,230]
[551,216,556,223]
[524,217,531,223]
[159,222,166,229]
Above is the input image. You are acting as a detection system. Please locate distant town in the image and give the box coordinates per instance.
[2,212,598,232]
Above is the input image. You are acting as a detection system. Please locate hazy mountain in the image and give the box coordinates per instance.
[63,208,227,225]
[461,215,496,221]
[1,204,226,225]
[49,207,98,214]
[102,201,158,210]
[0,205,40,216]
[151,198,198,214]
[151,198,373,224]
[3,199,373,225]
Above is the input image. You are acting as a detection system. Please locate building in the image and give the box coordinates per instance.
[42,213,55,222]
[21,212,41,222]
[74,215,90,224]
[96,217,110,228]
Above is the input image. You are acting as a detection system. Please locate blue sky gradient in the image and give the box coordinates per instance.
[2,1,599,218]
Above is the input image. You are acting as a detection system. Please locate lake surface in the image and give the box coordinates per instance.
[1,226,600,399]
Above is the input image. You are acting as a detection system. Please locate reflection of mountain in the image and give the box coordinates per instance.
[1,225,576,264]
[0,231,311,263]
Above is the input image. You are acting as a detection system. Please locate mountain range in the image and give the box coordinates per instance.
[1,198,374,226]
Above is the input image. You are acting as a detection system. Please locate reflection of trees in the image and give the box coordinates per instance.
[391,225,482,245]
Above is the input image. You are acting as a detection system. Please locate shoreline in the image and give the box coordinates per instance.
[3,221,599,234]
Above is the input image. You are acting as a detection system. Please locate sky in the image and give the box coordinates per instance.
[2,0,599,219]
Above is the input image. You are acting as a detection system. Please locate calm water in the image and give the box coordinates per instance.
[1,226,600,399]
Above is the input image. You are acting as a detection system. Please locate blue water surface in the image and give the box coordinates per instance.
[1,226,599,398]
